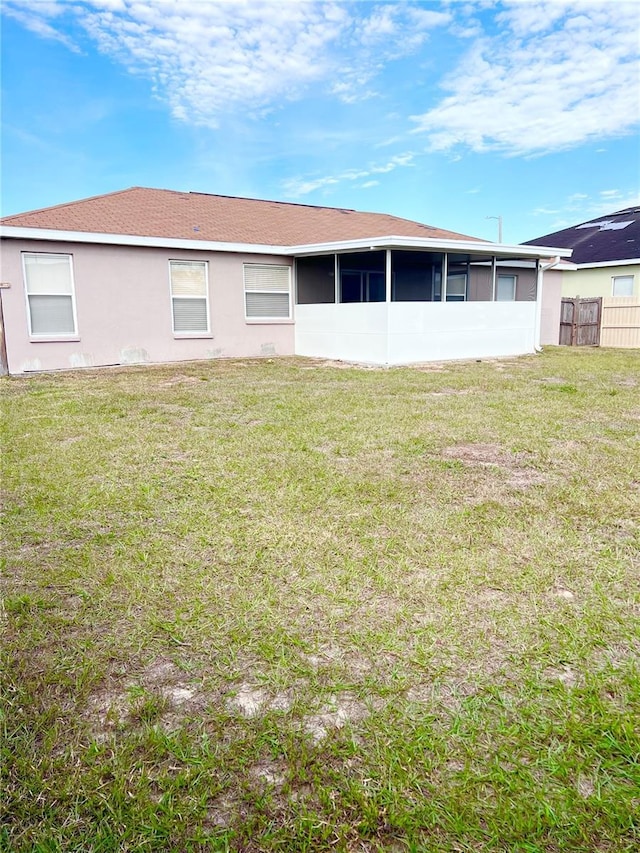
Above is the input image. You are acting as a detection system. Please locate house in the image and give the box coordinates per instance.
[0,187,571,375]
[525,207,640,299]
[525,207,640,347]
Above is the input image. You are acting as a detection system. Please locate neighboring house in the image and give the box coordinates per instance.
[525,207,640,299]
[0,187,571,374]
[525,207,640,348]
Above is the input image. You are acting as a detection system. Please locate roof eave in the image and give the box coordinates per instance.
[0,226,289,256]
[574,258,640,269]
[0,225,573,260]
[289,235,573,259]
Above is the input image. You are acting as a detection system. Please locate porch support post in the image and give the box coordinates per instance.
[334,254,339,303]
[442,253,448,301]
[491,256,497,301]
[385,249,392,302]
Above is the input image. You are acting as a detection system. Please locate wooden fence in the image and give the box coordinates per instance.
[600,297,640,348]
[559,297,602,346]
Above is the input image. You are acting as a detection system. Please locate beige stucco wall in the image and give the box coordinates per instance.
[540,269,562,345]
[468,265,537,302]
[0,240,295,374]
[560,264,640,298]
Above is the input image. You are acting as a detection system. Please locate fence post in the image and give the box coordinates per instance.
[571,295,579,346]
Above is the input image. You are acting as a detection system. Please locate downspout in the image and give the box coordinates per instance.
[534,256,561,352]
[385,248,392,365]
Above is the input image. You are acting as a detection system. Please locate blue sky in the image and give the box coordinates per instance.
[2,0,639,243]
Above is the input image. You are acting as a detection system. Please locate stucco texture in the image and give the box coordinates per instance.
[0,240,294,374]
[560,264,639,299]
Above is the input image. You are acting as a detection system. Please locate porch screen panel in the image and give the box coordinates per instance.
[446,254,470,302]
[244,264,291,318]
[338,251,385,303]
[296,255,335,304]
[391,251,443,301]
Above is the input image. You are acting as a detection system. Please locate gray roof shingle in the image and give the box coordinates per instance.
[524,207,640,264]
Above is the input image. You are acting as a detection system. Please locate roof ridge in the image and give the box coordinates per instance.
[186,191,448,232]
[187,190,357,214]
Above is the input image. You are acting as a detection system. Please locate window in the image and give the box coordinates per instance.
[23,253,77,336]
[446,274,467,302]
[340,271,385,302]
[612,275,634,297]
[496,274,516,301]
[169,261,209,334]
[244,264,291,319]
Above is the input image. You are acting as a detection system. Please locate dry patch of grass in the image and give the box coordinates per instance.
[2,347,639,851]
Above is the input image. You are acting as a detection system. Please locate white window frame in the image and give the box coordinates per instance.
[611,275,634,297]
[22,252,78,338]
[496,274,517,301]
[168,260,210,336]
[243,264,292,321]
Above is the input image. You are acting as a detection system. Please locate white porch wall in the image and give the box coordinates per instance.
[295,302,537,365]
[387,302,537,363]
[294,303,388,363]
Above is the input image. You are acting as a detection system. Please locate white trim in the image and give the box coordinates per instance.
[0,225,573,261]
[611,274,634,297]
[575,258,640,269]
[22,251,78,338]
[288,236,572,259]
[442,253,448,301]
[472,259,537,269]
[168,259,210,336]
[2,226,288,256]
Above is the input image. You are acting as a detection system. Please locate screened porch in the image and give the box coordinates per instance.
[293,248,542,365]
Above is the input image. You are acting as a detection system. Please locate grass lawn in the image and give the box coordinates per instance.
[2,347,639,852]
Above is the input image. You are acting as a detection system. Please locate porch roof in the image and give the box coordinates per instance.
[289,235,573,259]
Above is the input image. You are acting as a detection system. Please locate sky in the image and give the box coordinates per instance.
[1,0,639,244]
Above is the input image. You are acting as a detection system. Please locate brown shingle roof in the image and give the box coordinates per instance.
[1,186,481,246]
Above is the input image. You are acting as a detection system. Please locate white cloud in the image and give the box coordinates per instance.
[411,0,640,155]
[4,0,451,125]
[531,188,640,231]
[282,152,415,197]
[3,2,82,52]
